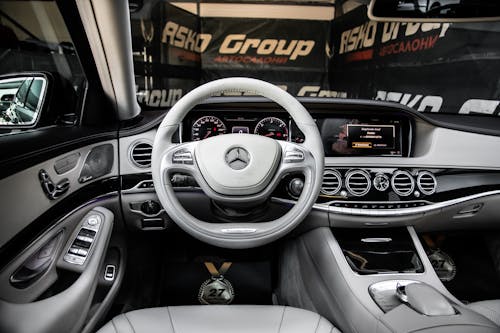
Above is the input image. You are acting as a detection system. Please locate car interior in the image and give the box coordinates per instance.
[1,0,500,332]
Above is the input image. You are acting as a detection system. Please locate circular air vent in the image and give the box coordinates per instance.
[391,170,415,197]
[345,169,371,197]
[130,142,153,168]
[321,169,342,195]
[417,171,437,195]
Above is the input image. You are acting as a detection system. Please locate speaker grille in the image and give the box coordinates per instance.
[130,142,152,168]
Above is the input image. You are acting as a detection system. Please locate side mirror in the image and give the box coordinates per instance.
[0,73,48,127]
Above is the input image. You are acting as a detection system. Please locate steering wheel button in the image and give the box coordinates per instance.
[172,149,193,164]
[284,149,304,163]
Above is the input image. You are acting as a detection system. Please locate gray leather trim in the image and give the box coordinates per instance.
[97,305,339,333]
[0,207,114,333]
[404,283,456,316]
[277,227,476,333]
[0,140,118,248]
[469,301,500,327]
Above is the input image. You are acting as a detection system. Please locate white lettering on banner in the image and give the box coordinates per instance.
[376,90,443,112]
[340,22,377,54]
[340,21,450,54]
[459,100,500,115]
[161,21,212,53]
[137,89,183,107]
[376,91,500,114]
[382,22,450,42]
[219,35,315,60]
[297,86,348,98]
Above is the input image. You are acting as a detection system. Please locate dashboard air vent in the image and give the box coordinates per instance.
[417,171,437,195]
[130,142,153,168]
[321,169,342,195]
[345,169,371,196]
[391,170,415,196]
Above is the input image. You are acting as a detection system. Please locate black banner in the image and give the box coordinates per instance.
[330,6,500,115]
[131,3,332,104]
[130,3,500,115]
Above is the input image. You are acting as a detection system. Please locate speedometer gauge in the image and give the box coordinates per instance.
[254,117,288,141]
[192,116,227,141]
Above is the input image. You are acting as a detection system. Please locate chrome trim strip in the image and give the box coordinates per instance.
[122,180,155,194]
[272,189,500,217]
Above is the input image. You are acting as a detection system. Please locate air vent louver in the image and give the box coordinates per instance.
[417,171,437,195]
[130,142,152,168]
[345,169,371,196]
[391,170,415,197]
[321,169,342,195]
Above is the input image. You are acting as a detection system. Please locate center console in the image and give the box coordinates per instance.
[278,226,499,333]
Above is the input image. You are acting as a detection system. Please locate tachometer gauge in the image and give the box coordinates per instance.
[254,117,288,140]
[192,116,227,141]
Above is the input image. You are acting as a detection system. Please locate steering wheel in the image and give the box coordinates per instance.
[152,78,324,249]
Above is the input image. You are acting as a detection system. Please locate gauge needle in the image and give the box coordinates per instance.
[265,133,275,137]
[204,131,212,139]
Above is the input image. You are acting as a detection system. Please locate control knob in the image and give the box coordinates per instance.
[287,178,304,198]
[141,200,161,215]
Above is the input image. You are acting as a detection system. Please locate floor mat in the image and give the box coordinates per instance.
[422,231,500,303]
[115,231,275,313]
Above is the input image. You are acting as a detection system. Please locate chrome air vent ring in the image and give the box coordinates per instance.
[391,170,415,197]
[417,171,437,195]
[321,169,342,195]
[130,141,153,168]
[345,169,371,196]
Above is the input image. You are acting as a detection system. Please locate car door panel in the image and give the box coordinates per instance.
[0,207,114,333]
[0,140,118,248]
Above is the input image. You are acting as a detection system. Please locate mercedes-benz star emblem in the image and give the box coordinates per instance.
[225,147,250,170]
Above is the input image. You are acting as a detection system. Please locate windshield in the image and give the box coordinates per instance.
[130,0,500,116]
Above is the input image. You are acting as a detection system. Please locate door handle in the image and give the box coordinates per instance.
[10,233,62,289]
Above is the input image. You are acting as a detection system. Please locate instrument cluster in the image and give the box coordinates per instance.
[186,114,305,143]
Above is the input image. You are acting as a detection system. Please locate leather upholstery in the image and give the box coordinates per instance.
[469,300,500,326]
[97,305,339,333]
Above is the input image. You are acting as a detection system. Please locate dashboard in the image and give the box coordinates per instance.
[182,110,412,157]
[119,98,500,232]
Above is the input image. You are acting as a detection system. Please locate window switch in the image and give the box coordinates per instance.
[69,247,79,255]
[104,265,116,281]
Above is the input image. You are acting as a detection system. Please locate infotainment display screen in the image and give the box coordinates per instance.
[317,117,403,157]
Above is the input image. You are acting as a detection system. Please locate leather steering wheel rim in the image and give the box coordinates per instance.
[151,77,324,249]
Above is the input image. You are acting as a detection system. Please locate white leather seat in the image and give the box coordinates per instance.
[469,300,500,326]
[97,305,339,333]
